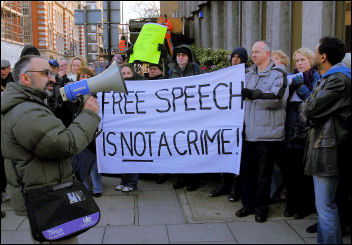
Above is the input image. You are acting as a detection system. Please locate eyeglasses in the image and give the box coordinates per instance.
[25,69,55,77]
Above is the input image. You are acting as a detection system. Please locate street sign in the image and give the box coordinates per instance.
[74,9,102,25]
[103,1,121,49]
[103,1,120,24]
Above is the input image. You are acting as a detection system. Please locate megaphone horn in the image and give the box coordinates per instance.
[60,61,128,101]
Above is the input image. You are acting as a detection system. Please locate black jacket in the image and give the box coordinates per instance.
[1,72,14,91]
[302,64,351,176]
[49,74,83,127]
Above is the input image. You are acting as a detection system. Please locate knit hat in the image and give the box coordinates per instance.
[173,46,193,62]
[149,62,163,71]
[1,59,11,68]
[48,59,59,67]
[20,45,40,58]
[230,47,248,64]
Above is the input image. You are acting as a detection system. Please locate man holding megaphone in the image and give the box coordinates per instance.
[1,55,100,241]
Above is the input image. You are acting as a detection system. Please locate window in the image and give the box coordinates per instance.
[49,24,52,48]
[22,1,31,15]
[23,19,31,43]
[47,3,51,21]
[90,25,97,32]
[172,11,177,18]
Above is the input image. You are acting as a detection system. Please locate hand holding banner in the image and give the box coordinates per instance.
[129,23,167,64]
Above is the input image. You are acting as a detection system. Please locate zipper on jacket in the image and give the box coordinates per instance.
[253,76,261,90]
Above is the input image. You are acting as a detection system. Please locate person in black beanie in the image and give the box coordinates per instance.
[208,46,249,202]
[147,63,167,80]
[20,45,41,58]
[230,47,249,69]
[167,44,203,78]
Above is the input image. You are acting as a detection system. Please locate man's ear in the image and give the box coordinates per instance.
[321,53,328,64]
[19,73,31,86]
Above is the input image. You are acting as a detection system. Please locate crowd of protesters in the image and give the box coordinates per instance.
[1,35,351,244]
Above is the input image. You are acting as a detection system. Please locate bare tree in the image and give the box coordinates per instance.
[134,1,160,18]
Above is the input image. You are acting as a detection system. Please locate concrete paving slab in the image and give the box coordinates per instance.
[176,189,194,223]
[183,182,313,223]
[98,207,135,227]
[94,196,135,226]
[138,205,185,225]
[303,237,317,244]
[171,241,237,244]
[183,184,241,223]
[286,219,317,238]
[0,211,26,230]
[167,223,235,243]
[77,226,106,244]
[227,220,305,244]
[137,178,174,191]
[138,190,179,207]
[103,225,169,244]
[17,217,30,231]
[94,195,135,209]
[1,230,33,244]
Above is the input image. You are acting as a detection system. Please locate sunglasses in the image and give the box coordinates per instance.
[25,69,55,77]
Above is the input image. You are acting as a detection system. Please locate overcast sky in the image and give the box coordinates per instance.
[121,1,160,24]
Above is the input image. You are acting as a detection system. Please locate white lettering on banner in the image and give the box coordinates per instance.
[96,64,245,174]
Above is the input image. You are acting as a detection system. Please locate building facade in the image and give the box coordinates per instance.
[160,1,183,34]
[178,1,351,71]
[23,1,83,61]
[1,1,105,65]
[85,1,103,65]
[1,1,25,66]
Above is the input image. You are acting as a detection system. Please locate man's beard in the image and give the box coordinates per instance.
[44,88,54,97]
[312,59,321,73]
[32,82,54,97]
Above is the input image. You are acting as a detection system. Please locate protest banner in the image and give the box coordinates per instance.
[96,64,245,174]
[129,23,167,64]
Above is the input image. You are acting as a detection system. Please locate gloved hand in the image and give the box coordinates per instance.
[241,88,254,99]
[291,75,304,90]
[251,89,264,100]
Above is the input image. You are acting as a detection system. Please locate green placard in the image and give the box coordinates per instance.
[129,23,167,64]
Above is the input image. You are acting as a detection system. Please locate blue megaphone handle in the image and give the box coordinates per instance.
[64,79,91,101]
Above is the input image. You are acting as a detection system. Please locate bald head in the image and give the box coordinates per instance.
[251,41,272,69]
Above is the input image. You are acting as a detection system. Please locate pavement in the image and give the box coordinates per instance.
[1,175,351,244]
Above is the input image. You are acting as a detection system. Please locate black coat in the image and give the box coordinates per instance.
[302,70,351,176]
[1,72,14,90]
[50,74,83,127]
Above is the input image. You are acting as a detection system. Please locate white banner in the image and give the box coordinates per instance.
[96,64,245,174]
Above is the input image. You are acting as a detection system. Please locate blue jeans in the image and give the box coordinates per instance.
[90,159,102,194]
[313,176,342,244]
[71,148,95,191]
[120,174,139,189]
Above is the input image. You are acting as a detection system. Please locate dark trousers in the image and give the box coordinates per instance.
[240,141,282,215]
[278,147,315,215]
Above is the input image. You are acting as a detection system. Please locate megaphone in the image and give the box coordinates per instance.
[60,61,128,101]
